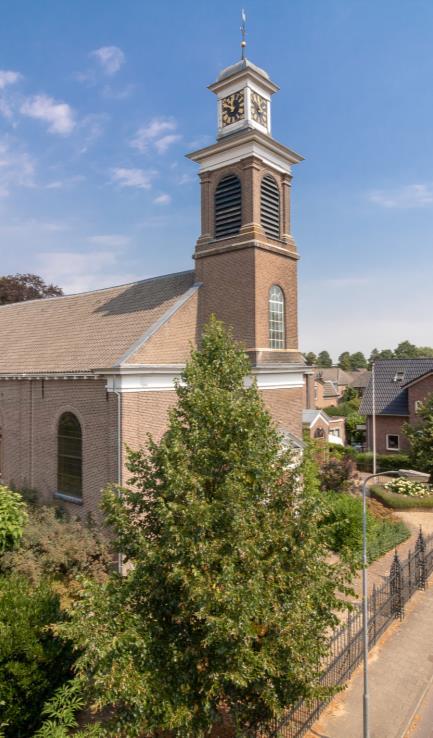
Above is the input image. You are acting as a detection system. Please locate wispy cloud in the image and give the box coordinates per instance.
[88,234,131,247]
[111,167,157,189]
[37,249,136,294]
[153,193,171,205]
[368,183,433,208]
[20,94,75,135]
[177,173,194,185]
[91,46,125,76]
[0,138,36,196]
[0,70,22,90]
[45,175,85,190]
[131,117,181,154]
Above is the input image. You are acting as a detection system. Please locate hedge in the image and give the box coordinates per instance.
[355,452,410,473]
[371,485,433,510]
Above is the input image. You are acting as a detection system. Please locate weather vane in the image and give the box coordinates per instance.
[240,9,247,60]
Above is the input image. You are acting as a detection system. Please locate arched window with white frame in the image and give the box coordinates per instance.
[269,285,285,349]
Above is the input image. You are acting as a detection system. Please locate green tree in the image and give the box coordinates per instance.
[416,346,433,358]
[394,340,418,359]
[317,350,333,368]
[0,274,62,305]
[0,485,27,553]
[368,348,394,367]
[338,352,352,371]
[349,351,367,370]
[404,394,433,479]
[40,318,351,737]
[0,575,74,737]
[304,351,317,366]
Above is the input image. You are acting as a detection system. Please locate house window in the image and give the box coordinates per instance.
[314,384,318,401]
[214,174,242,238]
[269,285,285,349]
[314,427,325,439]
[57,412,82,498]
[261,175,280,239]
[393,371,405,383]
[386,434,400,451]
[415,400,424,414]
[329,428,340,438]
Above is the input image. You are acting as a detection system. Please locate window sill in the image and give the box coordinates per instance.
[54,492,83,505]
[386,448,400,453]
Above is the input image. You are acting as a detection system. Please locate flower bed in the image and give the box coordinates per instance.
[384,478,432,498]
[371,485,433,510]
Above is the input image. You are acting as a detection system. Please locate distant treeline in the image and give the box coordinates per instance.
[304,341,433,370]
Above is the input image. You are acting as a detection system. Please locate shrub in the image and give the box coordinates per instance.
[0,575,74,737]
[320,456,353,492]
[0,505,111,586]
[0,485,27,554]
[324,493,410,563]
[355,452,410,473]
[371,485,433,510]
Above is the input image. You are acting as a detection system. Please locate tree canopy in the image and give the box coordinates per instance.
[39,317,351,738]
[0,273,63,305]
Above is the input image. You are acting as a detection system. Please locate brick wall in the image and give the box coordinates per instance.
[408,374,433,426]
[260,386,304,439]
[366,415,409,454]
[0,378,117,519]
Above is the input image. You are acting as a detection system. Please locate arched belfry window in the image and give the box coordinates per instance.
[214,174,242,238]
[261,175,280,239]
[269,285,285,349]
[57,412,82,498]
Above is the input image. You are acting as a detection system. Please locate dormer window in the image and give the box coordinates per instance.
[393,371,405,383]
[214,174,242,239]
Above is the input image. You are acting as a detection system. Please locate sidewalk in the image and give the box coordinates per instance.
[307,583,433,738]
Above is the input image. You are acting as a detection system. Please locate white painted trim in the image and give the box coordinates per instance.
[106,365,305,394]
[114,282,202,366]
[195,139,294,175]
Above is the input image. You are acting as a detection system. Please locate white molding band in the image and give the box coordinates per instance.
[106,365,305,394]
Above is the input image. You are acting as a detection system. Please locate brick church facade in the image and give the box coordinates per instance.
[0,56,314,517]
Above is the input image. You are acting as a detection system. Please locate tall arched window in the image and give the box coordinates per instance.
[261,175,280,239]
[269,285,285,349]
[214,174,242,238]
[57,412,82,498]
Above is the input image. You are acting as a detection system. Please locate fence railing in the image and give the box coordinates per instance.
[258,528,433,738]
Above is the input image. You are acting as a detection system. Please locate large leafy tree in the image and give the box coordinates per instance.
[317,350,333,368]
[404,394,433,479]
[350,351,367,370]
[304,351,317,366]
[40,318,351,738]
[338,352,352,371]
[0,273,62,305]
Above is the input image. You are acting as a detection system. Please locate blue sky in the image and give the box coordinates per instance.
[1,0,432,359]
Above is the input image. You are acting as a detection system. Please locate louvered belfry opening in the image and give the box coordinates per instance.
[214,174,242,238]
[261,174,280,239]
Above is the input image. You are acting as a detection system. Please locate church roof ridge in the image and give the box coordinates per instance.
[0,268,196,311]
[217,58,270,82]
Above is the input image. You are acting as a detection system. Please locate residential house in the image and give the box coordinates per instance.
[302,410,346,445]
[360,359,433,454]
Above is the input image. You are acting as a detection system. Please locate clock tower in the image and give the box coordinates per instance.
[187,55,305,401]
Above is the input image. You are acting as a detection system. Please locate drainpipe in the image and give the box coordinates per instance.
[112,381,123,576]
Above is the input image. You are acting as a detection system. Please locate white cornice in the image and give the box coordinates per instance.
[106,364,305,394]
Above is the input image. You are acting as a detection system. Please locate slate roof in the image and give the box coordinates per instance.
[0,270,197,374]
[360,359,433,416]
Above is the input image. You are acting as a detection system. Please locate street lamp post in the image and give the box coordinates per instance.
[361,467,430,738]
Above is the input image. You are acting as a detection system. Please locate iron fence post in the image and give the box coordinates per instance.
[415,527,426,590]
[390,550,403,620]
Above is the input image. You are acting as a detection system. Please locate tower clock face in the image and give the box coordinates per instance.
[221,90,245,126]
[251,92,268,127]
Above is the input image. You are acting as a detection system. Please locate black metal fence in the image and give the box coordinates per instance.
[259,528,433,738]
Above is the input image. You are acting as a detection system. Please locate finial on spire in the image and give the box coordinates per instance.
[240,9,247,60]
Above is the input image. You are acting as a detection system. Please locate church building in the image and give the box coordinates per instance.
[0,55,314,517]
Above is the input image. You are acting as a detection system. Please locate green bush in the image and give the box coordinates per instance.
[0,485,27,554]
[0,575,74,737]
[0,505,111,585]
[320,456,353,492]
[324,493,410,563]
[355,452,410,473]
[371,485,433,510]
